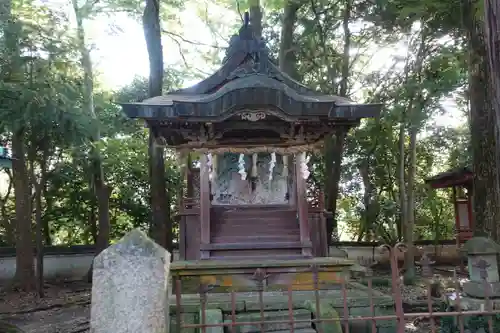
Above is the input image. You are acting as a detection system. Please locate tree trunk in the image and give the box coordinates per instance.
[72,0,110,253]
[397,109,407,244]
[34,146,48,298]
[11,129,35,291]
[323,0,351,244]
[403,118,418,283]
[483,0,500,241]
[339,0,352,97]
[249,0,262,38]
[89,204,98,244]
[278,0,301,80]
[95,184,112,251]
[41,182,52,246]
[402,33,427,283]
[143,0,171,251]
[465,0,500,239]
[3,0,35,291]
[324,129,347,243]
[357,160,378,241]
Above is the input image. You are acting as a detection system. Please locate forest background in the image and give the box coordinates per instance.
[0,0,485,289]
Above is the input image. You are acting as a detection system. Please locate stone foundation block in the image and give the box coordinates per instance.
[170,313,197,333]
[200,309,224,333]
[303,300,342,333]
[225,309,311,333]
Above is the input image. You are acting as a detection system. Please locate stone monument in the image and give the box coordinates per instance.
[90,229,171,333]
[461,236,500,298]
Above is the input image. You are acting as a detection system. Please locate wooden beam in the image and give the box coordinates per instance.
[200,241,306,251]
[178,151,188,261]
[295,153,312,257]
[199,154,211,259]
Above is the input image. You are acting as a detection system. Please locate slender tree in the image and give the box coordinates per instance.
[143,0,171,251]
[71,1,111,283]
[2,0,36,291]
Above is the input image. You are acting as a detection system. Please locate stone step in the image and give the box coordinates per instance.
[212,235,300,243]
[224,309,312,333]
[271,329,317,333]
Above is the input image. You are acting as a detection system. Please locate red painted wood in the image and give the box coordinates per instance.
[452,187,473,249]
[210,249,303,258]
[212,235,300,243]
[207,205,304,258]
[200,241,303,251]
[182,213,200,260]
[209,254,306,260]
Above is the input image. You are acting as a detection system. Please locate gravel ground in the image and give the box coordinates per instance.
[362,267,463,333]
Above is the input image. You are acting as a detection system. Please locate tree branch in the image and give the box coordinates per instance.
[162,29,225,49]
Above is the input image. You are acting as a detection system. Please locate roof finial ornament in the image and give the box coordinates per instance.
[244,11,250,27]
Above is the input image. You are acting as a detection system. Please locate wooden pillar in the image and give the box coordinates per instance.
[178,151,188,261]
[318,192,328,257]
[467,186,474,231]
[452,186,466,272]
[295,153,312,257]
[452,186,458,239]
[199,153,211,259]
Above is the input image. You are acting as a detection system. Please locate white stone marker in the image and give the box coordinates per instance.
[90,229,171,333]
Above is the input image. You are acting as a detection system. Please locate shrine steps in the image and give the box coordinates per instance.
[208,254,306,260]
[211,206,301,255]
[212,235,300,243]
[201,241,304,251]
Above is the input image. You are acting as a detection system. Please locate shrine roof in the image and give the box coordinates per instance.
[121,16,382,123]
[425,166,473,189]
[137,76,353,106]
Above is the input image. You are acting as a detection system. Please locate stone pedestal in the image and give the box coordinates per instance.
[461,236,500,298]
[443,292,499,330]
[169,282,395,333]
[90,229,171,333]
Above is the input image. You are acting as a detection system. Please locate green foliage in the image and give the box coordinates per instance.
[0,0,473,247]
[0,0,185,246]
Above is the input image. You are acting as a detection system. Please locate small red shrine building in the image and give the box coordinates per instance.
[425,167,474,246]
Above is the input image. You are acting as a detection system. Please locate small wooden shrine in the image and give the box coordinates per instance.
[122,14,381,262]
[425,167,474,246]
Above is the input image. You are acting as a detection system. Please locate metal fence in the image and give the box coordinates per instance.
[173,243,499,333]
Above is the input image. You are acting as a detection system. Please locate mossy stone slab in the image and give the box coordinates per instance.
[170,313,197,333]
[169,293,245,313]
[199,309,223,333]
[224,309,312,333]
[303,300,342,333]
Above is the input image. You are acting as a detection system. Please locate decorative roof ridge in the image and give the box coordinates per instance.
[163,12,347,100]
[222,12,268,64]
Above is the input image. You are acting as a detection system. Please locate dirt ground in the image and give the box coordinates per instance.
[0,280,90,333]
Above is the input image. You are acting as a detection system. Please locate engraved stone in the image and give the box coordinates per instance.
[90,229,171,333]
[461,236,500,298]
